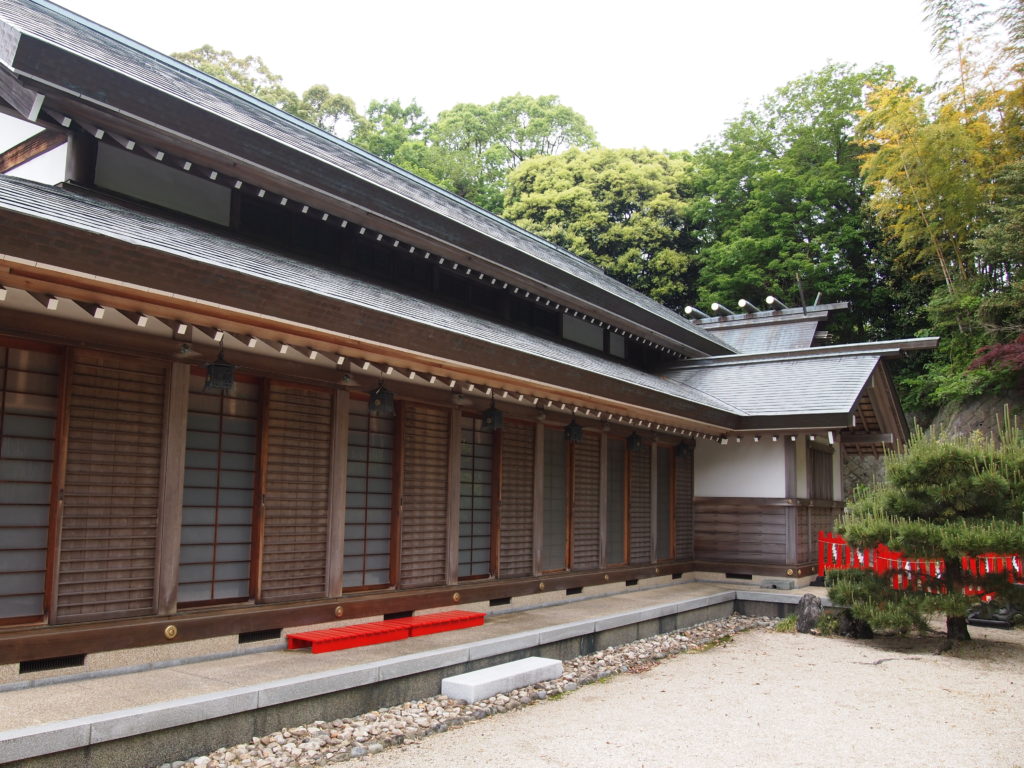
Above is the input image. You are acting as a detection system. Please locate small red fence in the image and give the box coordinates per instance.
[818,531,1023,596]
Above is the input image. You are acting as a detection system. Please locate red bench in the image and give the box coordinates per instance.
[286,610,486,654]
[385,610,487,637]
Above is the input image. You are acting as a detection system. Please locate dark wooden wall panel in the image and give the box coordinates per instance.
[499,419,534,578]
[674,447,694,560]
[693,499,789,564]
[56,351,165,623]
[260,383,332,601]
[399,403,450,588]
[571,432,600,571]
[628,448,651,564]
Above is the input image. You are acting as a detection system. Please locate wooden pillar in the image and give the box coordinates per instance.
[446,408,461,585]
[325,389,349,597]
[532,421,545,576]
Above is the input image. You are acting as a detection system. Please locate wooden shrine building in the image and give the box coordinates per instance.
[0,0,935,667]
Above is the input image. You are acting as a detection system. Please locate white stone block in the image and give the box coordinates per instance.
[441,656,563,703]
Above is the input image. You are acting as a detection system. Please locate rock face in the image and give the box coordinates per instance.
[795,594,823,634]
[928,392,1023,439]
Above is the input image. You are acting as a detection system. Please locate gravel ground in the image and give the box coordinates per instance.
[162,616,1024,768]
[354,624,1024,768]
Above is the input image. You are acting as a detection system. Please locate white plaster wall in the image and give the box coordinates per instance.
[794,434,808,498]
[694,439,787,497]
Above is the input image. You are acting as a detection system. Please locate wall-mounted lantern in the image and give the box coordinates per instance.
[368,384,396,417]
[481,399,503,432]
[204,350,235,392]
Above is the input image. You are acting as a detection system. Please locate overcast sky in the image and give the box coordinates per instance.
[54,0,940,151]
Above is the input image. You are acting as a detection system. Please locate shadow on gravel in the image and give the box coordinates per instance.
[836,624,1024,662]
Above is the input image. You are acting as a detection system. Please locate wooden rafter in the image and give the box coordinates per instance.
[0,129,66,174]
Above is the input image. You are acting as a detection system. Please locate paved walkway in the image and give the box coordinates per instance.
[0,581,814,765]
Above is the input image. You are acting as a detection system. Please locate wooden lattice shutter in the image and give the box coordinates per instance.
[260,383,333,601]
[605,438,627,566]
[56,351,165,623]
[674,445,694,560]
[629,447,652,564]
[655,447,673,561]
[571,432,600,571]
[399,403,450,588]
[499,419,534,578]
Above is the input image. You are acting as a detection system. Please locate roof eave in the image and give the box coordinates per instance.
[0,20,734,358]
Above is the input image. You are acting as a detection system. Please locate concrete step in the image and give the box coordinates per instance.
[442,656,563,703]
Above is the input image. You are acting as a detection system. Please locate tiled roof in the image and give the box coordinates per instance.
[0,176,744,417]
[701,320,819,353]
[667,354,881,417]
[0,0,732,356]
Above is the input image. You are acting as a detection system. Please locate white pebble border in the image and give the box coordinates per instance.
[156,614,777,768]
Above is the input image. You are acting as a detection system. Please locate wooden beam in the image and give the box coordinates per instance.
[0,251,734,434]
[224,330,258,348]
[0,66,44,121]
[28,291,58,311]
[842,432,894,445]
[106,131,136,152]
[116,308,149,327]
[0,129,66,173]
[43,109,73,129]
[194,325,224,343]
[72,299,105,319]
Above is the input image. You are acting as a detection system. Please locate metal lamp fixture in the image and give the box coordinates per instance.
[481,399,503,432]
[204,349,236,392]
[564,418,583,444]
[626,431,642,451]
[368,383,396,417]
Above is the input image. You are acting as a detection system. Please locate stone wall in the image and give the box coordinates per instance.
[927,391,1023,439]
[842,453,886,497]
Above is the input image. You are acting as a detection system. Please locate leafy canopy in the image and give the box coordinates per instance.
[690,63,897,342]
[173,45,359,134]
[503,147,697,310]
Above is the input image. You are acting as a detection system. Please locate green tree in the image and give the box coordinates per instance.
[828,424,1024,644]
[690,64,896,342]
[348,98,429,162]
[855,0,1024,409]
[425,94,597,212]
[173,45,359,134]
[503,147,697,310]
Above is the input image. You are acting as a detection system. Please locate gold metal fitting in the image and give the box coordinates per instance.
[604,574,609,581]
[786,569,794,576]
[164,625,178,640]
[334,605,344,618]
[452,592,461,603]
[538,581,545,591]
